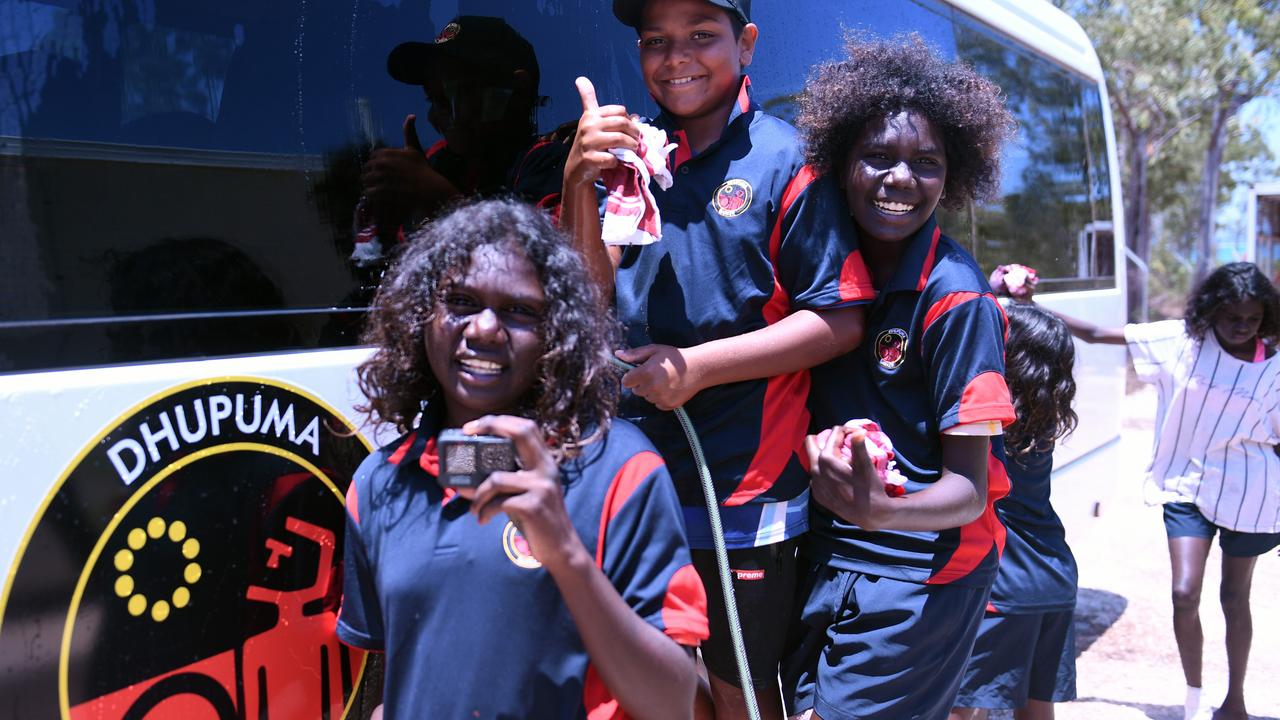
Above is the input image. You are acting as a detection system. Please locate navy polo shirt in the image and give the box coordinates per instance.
[615,76,874,550]
[337,413,708,719]
[806,216,1015,587]
[988,447,1077,612]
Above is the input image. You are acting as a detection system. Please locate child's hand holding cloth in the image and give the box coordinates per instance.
[601,120,677,246]
[806,419,908,531]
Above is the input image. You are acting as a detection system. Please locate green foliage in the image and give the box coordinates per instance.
[1057,0,1280,306]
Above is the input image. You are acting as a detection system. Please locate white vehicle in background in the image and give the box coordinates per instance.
[0,1,1122,717]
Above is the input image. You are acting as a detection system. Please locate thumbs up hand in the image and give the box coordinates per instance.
[362,113,459,225]
[564,77,641,189]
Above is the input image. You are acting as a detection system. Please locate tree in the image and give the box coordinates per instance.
[1186,1,1280,278]
[1059,0,1280,312]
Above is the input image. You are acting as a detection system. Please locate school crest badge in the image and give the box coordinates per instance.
[712,179,752,218]
[0,378,373,719]
[875,329,909,370]
[435,21,460,43]
[502,521,542,569]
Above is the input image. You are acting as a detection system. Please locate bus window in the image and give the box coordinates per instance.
[953,15,1116,292]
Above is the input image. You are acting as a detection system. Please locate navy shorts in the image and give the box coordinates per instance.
[691,538,798,688]
[1163,502,1280,557]
[954,609,1077,708]
[781,561,989,720]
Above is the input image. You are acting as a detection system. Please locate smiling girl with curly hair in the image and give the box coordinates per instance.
[784,35,1018,720]
[339,197,707,719]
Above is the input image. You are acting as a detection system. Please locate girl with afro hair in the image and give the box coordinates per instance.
[783,35,1019,720]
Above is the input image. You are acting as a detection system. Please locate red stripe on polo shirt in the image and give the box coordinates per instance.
[730,165,821,506]
[736,75,752,114]
[583,664,624,719]
[345,481,360,526]
[419,436,440,477]
[595,451,665,568]
[957,371,1015,426]
[726,369,811,506]
[671,129,691,171]
[840,249,875,302]
[927,449,1009,584]
[915,225,942,291]
[387,432,417,465]
[425,139,447,159]
[922,291,983,334]
[662,563,710,646]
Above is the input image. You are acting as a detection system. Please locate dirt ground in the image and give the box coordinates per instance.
[996,386,1280,720]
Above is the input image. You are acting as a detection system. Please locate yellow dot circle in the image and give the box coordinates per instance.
[151,600,171,622]
[146,517,166,539]
[182,538,200,560]
[167,521,187,542]
[184,563,202,584]
[127,594,147,616]
[114,548,134,572]
[114,574,134,598]
[172,586,191,609]
[127,528,146,550]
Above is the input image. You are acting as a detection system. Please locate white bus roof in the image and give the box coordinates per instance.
[948,0,1104,82]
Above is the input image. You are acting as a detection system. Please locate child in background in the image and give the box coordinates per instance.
[1000,261,1280,720]
[950,302,1080,720]
[561,1,871,717]
[338,198,707,720]
[784,34,1017,720]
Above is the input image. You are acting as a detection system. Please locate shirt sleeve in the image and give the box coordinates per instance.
[1125,320,1188,384]
[596,450,709,647]
[922,290,1016,432]
[775,168,875,310]
[336,465,385,651]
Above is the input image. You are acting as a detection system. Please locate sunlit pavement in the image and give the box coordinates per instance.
[1022,385,1280,720]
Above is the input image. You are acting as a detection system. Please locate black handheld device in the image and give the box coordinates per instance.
[437,429,518,488]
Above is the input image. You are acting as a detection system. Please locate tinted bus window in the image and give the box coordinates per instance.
[2,0,1113,375]
[953,15,1115,292]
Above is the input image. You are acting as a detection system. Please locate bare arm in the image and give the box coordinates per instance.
[561,77,635,299]
[991,265,1125,345]
[617,304,866,410]
[807,427,989,532]
[463,416,695,720]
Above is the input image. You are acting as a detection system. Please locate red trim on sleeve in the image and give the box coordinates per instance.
[985,601,1000,614]
[915,225,942,292]
[927,449,1009,584]
[511,139,553,188]
[345,481,360,526]
[662,563,710,646]
[922,291,982,334]
[726,369,811,506]
[839,249,875,302]
[583,664,626,719]
[957,371,1016,426]
[595,451,665,568]
[387,432,417,465]
[425,139,447,159]
[736,75,752,114]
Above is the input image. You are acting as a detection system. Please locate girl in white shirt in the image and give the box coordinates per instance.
[992,261,1280,720]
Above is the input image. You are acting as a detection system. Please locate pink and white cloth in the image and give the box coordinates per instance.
[601,121,677,246]
[814,419,909,497]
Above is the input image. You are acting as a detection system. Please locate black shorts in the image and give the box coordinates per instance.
[690,538,798,688]
[1163,502,1280,557]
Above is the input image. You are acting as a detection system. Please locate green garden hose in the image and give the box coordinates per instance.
[609,356,761,720]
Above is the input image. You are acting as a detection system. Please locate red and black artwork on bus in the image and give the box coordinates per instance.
[0,379,373,719]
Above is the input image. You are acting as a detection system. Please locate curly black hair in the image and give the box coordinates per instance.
[1184,262,1280,346]
[1003,303,1078,458]
[796,33,1015,211]
[355,197,619,456]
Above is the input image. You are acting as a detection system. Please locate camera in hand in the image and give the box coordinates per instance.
[437,429,518,488]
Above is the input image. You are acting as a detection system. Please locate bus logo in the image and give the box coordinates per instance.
[0,378,373,719]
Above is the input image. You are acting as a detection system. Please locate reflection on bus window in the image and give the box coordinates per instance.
[955,16,1114,292]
